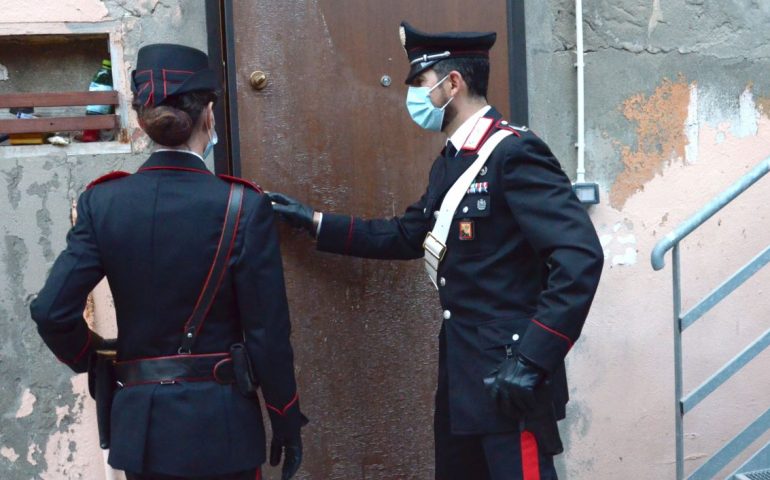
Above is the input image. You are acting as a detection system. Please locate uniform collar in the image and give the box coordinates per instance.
[446,105,492,154]
[139,149,212,173]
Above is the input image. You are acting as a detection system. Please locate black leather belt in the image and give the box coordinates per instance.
[115,353,235,387]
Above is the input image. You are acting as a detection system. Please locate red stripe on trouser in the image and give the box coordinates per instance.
[520,430,541,480]
[255,468,261,480]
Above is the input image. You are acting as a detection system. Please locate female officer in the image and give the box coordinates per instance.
[30,44,304,480]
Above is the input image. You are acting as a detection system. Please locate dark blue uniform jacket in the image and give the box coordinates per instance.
[30,151,302,476]
[316,108,604,435]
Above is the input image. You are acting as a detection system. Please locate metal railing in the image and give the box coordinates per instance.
[651,156,770,480]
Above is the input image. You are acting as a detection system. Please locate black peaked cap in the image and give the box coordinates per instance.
[400,21,496,84]
[131,43,218,107]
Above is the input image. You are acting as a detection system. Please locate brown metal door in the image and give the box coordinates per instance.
[231,2,511,478]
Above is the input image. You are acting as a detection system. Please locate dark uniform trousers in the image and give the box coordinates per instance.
[30,151,304,478]
[315,108,604,479]
[434,326,557,480]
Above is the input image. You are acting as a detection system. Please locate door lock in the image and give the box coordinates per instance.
[249,71,268,90]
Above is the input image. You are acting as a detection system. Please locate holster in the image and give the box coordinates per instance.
[87,342,117,450]
[484,360,564,456]
[524,383,564,456]
[230,343,258,398]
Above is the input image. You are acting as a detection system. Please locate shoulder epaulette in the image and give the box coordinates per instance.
[86,171,131,190]
[494,119,524,137]
[218,174,264,193]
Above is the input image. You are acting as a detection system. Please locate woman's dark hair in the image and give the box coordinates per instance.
[133,90,218,147]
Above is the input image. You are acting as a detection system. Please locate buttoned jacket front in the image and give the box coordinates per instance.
[317,107,604,434]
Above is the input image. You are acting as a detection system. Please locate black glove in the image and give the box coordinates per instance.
[270,433,302,480]
[486,355,545,418]
[267,192,316,235]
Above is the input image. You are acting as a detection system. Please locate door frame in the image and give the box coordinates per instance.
[205,0,240,176]
[209,0,529,176]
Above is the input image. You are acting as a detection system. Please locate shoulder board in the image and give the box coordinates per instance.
[218,174,264,193]
[495,119,527,136]
[86,171,131,190]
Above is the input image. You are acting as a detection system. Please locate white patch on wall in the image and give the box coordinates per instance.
[55,405,69,428]
[599,222,638,266]
[685,84,699,164]
[648,0,663,38]
[15,388,36,418]
[738,87,759,137]
[27,443,39,466]
[0,63,8,81]
[698,86,760,139]
[1,447,19,462]
[613,247,638,266]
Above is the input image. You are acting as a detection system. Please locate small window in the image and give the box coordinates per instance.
[0,23,131,158]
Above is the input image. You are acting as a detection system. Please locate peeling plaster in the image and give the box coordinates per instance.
[111,0,166,18]
[43,376,102,480]
[699,85,761,139]
[3,235,29,319]
[0,0,109,23]
[4,162,23,210]
[0,63,8,81]
[610,77,692,209]
[647,0,663,39]
[598,221,638,267]
[15,388,36,418]
[757,96,770,119]
[611,247,638,266]
[685,84,699,165]
[570,114,770,480]
[1,447,19,462]
[27,177,61,262]
[54,405,69,429]
[738,87,759,138]
[526,2,770,478]
[27,443,39,466]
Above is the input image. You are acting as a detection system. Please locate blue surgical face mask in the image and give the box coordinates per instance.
[406,75,454,132]
[203,125,218,159]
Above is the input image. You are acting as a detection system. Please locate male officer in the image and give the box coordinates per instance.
[270,22,603,479]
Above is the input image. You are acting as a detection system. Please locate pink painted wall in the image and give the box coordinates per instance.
[566,87,770,478]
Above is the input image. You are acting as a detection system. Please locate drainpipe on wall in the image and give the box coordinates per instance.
[572,0,601,205]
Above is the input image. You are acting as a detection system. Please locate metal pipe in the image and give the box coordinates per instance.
[651,157,770,270]
[575,0,586,183]
[672,245,684,480]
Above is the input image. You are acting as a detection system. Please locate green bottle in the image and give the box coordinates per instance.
[86,59,114,115]
[83,59,114,142]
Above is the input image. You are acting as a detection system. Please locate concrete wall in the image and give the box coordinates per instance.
[524,0,770,478]
[0,1,208,479]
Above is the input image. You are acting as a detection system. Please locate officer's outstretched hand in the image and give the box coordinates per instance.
[267,192,316,236]
[487,355,545,417]
[270,433,302,480]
